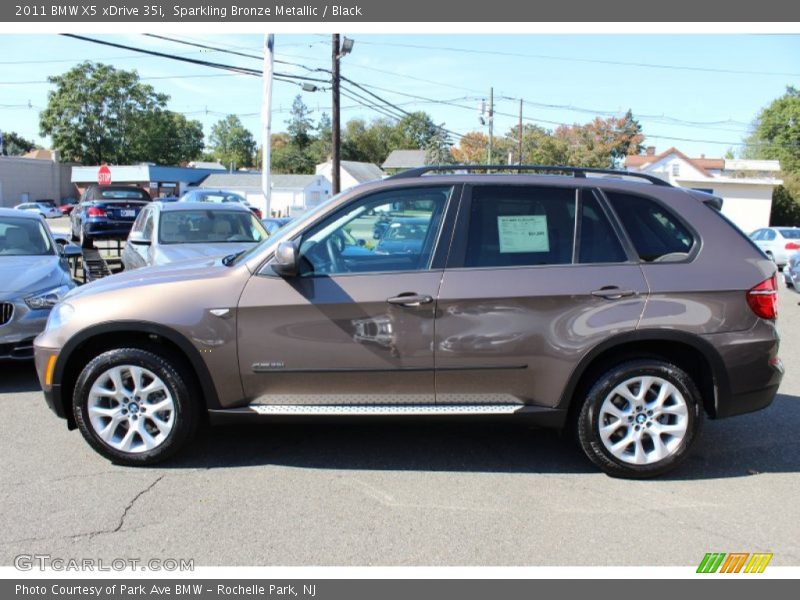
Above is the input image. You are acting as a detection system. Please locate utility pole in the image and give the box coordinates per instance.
[487,87,494,165]
[262,34,274,218]
[518,98,523,165]
[332,34,341,195]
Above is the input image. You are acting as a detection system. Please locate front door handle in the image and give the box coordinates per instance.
[591,286,637,300]
[387,293,434,307]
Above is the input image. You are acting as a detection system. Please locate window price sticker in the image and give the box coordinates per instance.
[497,215,550,253]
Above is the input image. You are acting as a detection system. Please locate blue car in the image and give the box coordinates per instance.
[70,185,151,247]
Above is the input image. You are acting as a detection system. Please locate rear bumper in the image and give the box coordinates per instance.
[704,321,784,419]
[83,220,135,239]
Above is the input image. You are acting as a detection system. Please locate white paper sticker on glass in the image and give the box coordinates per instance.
[497,215,549,253]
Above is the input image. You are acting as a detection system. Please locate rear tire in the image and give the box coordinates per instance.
[73,348,199,466]
[577,360,703,479]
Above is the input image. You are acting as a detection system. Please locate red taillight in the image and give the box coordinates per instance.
[252,208,263,219]
[86,207,107,217]
[785,242,800,250]
[747,275,778,320]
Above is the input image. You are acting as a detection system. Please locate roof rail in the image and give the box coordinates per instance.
[386,164,672,187]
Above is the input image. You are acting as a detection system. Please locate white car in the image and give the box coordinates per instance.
[784,252,800,289]
[749,227,800,268]
[14,202,61,219]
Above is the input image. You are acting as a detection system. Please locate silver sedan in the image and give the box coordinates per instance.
[121,201,268,271]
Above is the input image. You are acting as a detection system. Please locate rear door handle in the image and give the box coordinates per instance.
[591,287,637,300]
[387,293,434,307]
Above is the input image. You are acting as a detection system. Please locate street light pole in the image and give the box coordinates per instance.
[331,34,341,195]
[262,34,274,218]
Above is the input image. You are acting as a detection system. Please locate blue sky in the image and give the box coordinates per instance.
[1,33,798,160]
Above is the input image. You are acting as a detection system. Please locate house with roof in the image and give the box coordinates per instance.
[624,147,782,232]
[198,172,331,217]
[315,159,386,191]
[382,149,427,173]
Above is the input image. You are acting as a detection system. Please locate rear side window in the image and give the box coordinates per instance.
[606,192,694,262]
[465,186,576,268]
[579,192,627,264]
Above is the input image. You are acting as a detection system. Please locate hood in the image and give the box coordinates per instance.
[154,242,257,265]
[63,254,235,302]
[0,255,67,297]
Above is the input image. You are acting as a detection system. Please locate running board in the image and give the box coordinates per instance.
[207,404,568,427]
[246,404,525,415]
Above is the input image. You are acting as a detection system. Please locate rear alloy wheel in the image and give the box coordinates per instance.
[73,348,198,465]
[577,360,703,478]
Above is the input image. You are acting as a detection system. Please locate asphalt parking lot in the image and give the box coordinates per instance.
[0,286,798,567]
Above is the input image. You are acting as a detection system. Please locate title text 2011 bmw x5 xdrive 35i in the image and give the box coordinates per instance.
[34,166,784,478]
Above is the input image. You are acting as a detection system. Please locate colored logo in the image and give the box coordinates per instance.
[697,552,773,573]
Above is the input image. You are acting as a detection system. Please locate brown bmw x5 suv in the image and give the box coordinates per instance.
[34,166,784,478]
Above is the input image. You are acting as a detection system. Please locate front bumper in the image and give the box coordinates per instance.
[0,300,49,360]
[33,343,68,420]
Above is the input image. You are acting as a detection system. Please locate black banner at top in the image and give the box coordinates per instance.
[2,0,799,22]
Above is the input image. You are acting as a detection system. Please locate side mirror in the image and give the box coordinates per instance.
[128,231,151,246]
[60,243,82,258]
[272,241,299,277]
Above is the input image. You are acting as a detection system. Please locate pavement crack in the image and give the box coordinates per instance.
[113,475,164,534]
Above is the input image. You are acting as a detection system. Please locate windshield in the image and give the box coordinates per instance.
[779,229,800,239]
[187,191,247,204]
[158,210,267,245]
[0,217,55,256]
[99,189,148,200]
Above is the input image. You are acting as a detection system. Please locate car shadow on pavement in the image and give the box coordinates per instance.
[163,392,800,478]
[0,361,42,393]
[171,419,598,475]
[666,392,800,481]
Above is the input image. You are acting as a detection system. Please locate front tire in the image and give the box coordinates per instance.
[73,348,199,466]
[577,360,703,478]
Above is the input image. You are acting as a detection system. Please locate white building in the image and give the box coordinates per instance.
[198,173,331,217]
[624,147,782,232]
[315,160,386,191]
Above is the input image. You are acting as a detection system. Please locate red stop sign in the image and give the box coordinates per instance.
[97,164,112,185]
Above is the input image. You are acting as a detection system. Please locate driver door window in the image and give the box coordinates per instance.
[296,186,453,276]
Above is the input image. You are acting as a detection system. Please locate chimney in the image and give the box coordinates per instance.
[646,146,656,156]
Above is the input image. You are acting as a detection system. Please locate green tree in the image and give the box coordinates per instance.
[424,127,454,165]
[209,115,257,169]
[129,111,204,166]
[39,62,168,164]
[1,131,37,155]
[286,95,315,150]
[341,117,395,164]
[745,87,800,225]
[392,112,439,150]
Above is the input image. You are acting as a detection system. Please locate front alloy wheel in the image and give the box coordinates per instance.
[86,365,175,453]
[74,348,198,465]
[578,360,703,478]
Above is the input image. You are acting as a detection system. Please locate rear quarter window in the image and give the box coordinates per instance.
[605,191,694,262]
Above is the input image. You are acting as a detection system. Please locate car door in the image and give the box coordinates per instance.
[121,206,154,270]
[434,184,649,408]
[236,184,459,406]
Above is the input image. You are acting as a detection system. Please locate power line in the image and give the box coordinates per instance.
[352,38,800,78]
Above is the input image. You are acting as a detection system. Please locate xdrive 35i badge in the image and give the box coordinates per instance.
[252,362,286,372]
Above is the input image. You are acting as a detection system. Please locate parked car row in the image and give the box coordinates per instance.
[0,208,80,360]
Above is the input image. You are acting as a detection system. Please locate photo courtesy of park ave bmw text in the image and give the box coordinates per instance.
[0,0,799,595]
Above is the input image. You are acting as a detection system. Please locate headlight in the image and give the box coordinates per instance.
[24,284,73,310]
[45,302,74,332]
